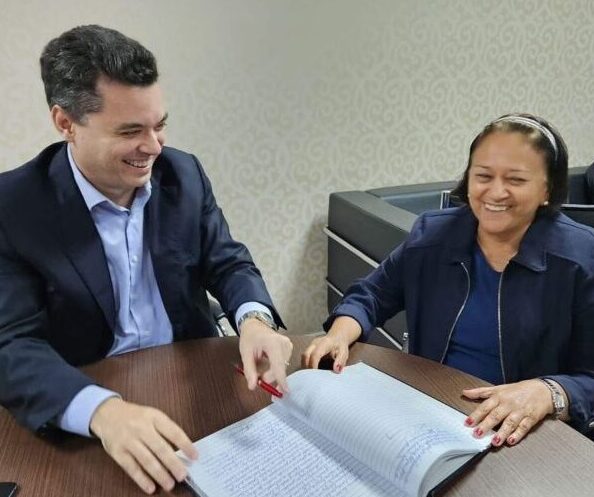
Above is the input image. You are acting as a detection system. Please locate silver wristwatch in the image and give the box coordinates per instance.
[541,378,566,419]
[237,310,278,332]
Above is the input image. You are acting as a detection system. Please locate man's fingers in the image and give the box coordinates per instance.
[113,449,157,494]
[128,439,176,492]
[150,418,196,481]
[154,414,197,461]
[239,323,292,391]
[239,349,259,390]
[91,400,198,493]
[261,367,288,392]
[273,351,290,391]
[261,354,289,391]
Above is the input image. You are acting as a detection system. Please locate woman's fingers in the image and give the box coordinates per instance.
[463,379,554,446]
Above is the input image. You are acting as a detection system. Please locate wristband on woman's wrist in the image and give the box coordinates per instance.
[540,378,566,419]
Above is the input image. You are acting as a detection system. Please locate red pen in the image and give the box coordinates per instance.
[233,363,283,398]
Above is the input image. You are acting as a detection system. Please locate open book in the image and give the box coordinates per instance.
[182,363,491,497]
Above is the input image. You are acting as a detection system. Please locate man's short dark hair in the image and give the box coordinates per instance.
[40,25,158,122]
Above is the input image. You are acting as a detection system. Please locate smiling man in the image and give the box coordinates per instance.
[0,25,292,494]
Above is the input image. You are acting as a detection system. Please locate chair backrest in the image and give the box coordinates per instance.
[560,204,594,228]
[208,296,236,336]
[585,162,594,204]
[439,190,464,209]
[439,190,451,209]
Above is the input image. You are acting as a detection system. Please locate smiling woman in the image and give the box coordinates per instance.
[453,115,565,272]
[468,132,549,270]
[304,113,594,448]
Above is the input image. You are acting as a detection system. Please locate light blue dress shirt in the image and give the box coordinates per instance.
[57,146,271,436]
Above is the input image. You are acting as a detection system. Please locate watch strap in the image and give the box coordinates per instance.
[237,310,278,332]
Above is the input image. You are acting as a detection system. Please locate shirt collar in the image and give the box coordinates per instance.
[67,144,151,212]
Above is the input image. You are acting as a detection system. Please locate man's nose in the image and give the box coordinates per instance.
[139,130,163,155]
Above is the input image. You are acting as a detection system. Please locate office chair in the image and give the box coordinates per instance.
[208,296,236,337]
[585,162,594,203]
[559,204,594,228]
[439,190,463,209]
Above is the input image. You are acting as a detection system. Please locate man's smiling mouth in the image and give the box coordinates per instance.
[123,159,151,169]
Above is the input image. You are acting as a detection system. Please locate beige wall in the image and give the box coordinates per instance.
[2,0,594,332]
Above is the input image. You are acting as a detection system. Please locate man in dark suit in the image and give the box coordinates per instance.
[0,25,292,494]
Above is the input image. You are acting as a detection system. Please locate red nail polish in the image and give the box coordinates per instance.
[465,417,474,426]
[336,364,343,373]
[474,427,483,437]
[492,435,501,445]
[508,436,516,445]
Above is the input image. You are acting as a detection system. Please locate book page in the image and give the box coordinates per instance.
[273,363,490,496]
[183,402,406,497]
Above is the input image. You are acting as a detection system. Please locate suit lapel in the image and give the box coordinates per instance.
[146,162,183,332]
[48,145,116,330]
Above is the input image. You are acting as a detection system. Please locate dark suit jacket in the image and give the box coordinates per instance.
[0,142,281,432]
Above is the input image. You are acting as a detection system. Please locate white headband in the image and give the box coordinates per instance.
[492,115,558,160]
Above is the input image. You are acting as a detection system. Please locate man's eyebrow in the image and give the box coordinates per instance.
[114,113,169,132]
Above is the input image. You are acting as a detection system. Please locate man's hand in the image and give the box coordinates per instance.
[239,319,293,393]
[90,398,197,494]
[462,379,558,447]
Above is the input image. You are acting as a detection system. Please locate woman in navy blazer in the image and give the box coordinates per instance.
[304,114,594,445]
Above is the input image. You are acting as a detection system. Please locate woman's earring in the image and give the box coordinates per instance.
[542,200,549,206]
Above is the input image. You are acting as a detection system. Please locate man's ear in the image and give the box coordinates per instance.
[50,105,77,142]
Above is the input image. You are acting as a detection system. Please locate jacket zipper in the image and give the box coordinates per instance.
[497,269,507,383]
[440,262,471,363]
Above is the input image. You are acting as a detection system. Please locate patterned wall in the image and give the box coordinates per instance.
[2,0,594,333]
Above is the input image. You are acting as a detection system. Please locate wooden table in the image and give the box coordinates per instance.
[1,336,593,496]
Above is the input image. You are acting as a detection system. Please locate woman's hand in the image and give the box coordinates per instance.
[302,316,362,373]
[462,378,561,447]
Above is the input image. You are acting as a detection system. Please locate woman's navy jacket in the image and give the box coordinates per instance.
[328,206,594,435]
